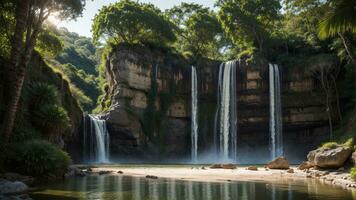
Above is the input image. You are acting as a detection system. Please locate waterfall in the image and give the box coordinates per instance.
[83,114,110,163]
[215,61,238,161]
[269,64,283,159]
[191,66,198,163]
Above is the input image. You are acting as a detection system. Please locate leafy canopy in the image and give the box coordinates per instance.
[92,0,176,45]
[166,3,224,59]
[318,0,356,39]
[218,0,281,55]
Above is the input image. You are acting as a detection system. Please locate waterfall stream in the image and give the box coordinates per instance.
[215,61,238,161]
[83,114,110,163]
[269,64,283,159]
[191,66,198,162]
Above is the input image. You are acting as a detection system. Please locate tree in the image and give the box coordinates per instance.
[318,0,356,67]
[91,0,176,45]
[166,3,224,59]
[2,0,84,142]
[218,0,281,56]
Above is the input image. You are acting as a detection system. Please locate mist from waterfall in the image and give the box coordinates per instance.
[215,61,238,161]
[191,66,198,163]
[269,64,283,159]
[83,114,110,163]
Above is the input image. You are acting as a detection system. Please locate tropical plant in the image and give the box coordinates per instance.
[32,104,70,139]
[318,0,356,66]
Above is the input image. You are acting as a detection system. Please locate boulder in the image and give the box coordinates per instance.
[267,156,290,169]
[221,164,237,169]
[307,148,324,166]
[0,179,28,195]
[298,161,313,170]
[308,147,352,168]
[287,169,294,173]
[246,166,258,171]
[315,147,352,168]
[352,152,356,167]
[209,164,222,169]
[1,173,34,186]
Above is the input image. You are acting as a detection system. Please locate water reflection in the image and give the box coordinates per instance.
[31,175,355,200]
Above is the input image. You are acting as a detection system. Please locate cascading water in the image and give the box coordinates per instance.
[269,64,283,159]
[191,66,198,163]
[215,61,238,161]
[82,114,110,163]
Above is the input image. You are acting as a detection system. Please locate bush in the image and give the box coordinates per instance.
[343,138,354,148]
[32,104,70,138]
[24,82,58,108]
[322,142,339,149]
[350,168,356,181]
[321,138,354,149]
[4,140,71,177]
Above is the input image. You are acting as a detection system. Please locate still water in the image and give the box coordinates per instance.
[30,175,356,200]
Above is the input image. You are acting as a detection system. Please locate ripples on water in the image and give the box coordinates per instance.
[31,175,355,200]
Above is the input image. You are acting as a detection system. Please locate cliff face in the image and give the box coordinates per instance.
[104,45,330,163]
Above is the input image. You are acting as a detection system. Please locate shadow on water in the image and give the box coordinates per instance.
[31,175,355,200]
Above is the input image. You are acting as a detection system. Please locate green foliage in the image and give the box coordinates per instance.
[166,3,224,59]
[36,30,63,57]
[218,0,281,55]
[4,140,71,177]
[343,138,354,148]
[24,82,58,108]
[321,138,354,149]
[45,27,101,111]
[350,167,356,181]
[322,141,339,149]
[32,104,70,139]
[318,0,356,39]
[92,0,176,45]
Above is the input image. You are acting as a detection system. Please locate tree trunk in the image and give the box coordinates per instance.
[4,0,30,98]
[2,3,44,142]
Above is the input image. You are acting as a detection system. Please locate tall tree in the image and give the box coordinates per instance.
[165,3,224,59]
[92,0,176,45]
[218,0,281,56]
[2,0,84,142]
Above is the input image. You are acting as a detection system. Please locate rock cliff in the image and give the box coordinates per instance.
[102,44,331,163]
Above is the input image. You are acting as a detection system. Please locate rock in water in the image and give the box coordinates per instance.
[0,179,28,195]
[287,169,294,173]
[267,156,290,169]
[298,161,313,170]
[311,147,352,168]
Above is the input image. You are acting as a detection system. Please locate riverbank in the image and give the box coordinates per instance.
[75,164,356,191]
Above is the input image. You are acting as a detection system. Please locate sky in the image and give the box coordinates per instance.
[51,0,215,38]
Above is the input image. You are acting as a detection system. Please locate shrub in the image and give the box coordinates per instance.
[343,138,354,148]
[5,140,71,177]
[32,104,70,138]
[24,82,58,108]
[322,142,339,149]
[350,168,356,181]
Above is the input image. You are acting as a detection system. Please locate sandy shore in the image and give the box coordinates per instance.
[84,165,356,190]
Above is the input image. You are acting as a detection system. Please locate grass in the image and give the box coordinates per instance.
[321,138,354,149]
